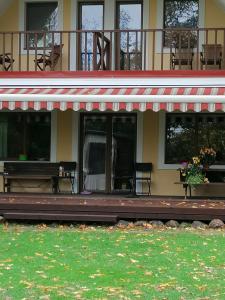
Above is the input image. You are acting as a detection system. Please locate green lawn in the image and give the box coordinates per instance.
[0,224,225,300]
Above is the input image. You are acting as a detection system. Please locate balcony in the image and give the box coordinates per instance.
[0,27,225,72]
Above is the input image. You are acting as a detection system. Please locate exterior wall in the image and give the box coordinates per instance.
[0,0,225,71]
[142,110,183,196]
[57,110,73,161]
[143,110,225,197]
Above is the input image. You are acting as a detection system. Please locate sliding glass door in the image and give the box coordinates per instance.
[80,114,137,193]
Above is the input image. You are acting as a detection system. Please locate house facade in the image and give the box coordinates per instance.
[0,0,225,196]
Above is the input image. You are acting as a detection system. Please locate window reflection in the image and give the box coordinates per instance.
[165,113,225,164]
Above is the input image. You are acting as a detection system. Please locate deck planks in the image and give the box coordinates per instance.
[0,193,225,222]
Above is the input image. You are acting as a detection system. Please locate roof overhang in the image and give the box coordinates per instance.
[0,71,225,112]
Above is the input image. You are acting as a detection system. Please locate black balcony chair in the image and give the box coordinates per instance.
[170,47,194,70]
[54,161,76,194]
[0,53,14,71]
[200,44,223,69]
[132,162,152,196]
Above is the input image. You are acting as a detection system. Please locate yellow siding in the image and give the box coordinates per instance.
[205,0,225,27]
[57,110,73,161]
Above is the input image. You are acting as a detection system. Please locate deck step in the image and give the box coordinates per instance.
[3,212,118,222]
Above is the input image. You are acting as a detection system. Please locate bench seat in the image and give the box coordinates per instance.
[2,162,60,193]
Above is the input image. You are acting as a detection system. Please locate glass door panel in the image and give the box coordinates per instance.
[78,2,104,70]
[82,116,107,192]
[112,115,136,192]
[116,1,142,70]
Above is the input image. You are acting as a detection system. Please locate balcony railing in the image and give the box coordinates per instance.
[0,28,225,72]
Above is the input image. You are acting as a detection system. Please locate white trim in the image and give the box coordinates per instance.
[50,110,57,162]
[2,94,225,103]
[1,76,225,87]
[156,0,205,53]
[136,112,143,193]
[157,111,225,170]
[19,0,63,55]
[72,111,79,193]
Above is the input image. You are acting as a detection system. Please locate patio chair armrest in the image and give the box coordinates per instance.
[0,53,12,57]
[37,53,50,57]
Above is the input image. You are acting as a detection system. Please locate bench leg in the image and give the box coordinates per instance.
[52,177,59,194]
[189,185,192,198]
[5,178,11,193]
[183,184,188,199]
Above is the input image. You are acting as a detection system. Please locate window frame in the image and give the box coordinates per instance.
[115,0,144,70]
[158,111,225,170]
[70,0,150,70]
[19,0,63,54]
[163,0,199,48]
[0,111,57,165]
[77,1,105,70]
[156,0,205,53]
[115,0,143,30]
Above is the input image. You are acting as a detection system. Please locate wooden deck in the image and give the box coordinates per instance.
[0,193,225,223]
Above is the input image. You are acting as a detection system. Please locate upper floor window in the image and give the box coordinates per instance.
[78,2,104,70]
[163,0,199,47]
[165,113,225,165]
[25,1,59,48]
[116,1,143,70]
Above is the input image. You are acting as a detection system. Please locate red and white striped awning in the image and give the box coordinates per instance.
[0,86,225,112]
[1,70,225,112]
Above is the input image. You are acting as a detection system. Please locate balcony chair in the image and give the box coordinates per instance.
[34,44,64,71]
[0,53,14,71]
[93,32,111,70]
[170,47,194,70]
[132,162,152,196]
[200,44,223,69]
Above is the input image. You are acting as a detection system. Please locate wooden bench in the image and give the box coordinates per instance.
[175,182,225,199]
[1,162,60,193]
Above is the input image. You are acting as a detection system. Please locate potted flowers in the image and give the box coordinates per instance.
[179,147,216,185]
[180,156,206,185]
[199,147,216,171]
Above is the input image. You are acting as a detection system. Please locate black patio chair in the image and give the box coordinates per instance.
[132,162,152,196]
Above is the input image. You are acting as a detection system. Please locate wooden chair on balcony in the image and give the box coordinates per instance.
[200,44,223,69]
[170,47,194,70]
[34,44,64,71]
[0,53,14,71]
[93,32,111,70]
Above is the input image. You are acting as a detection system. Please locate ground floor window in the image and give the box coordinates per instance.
[165,113,225,164]
[0,112,51,161]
